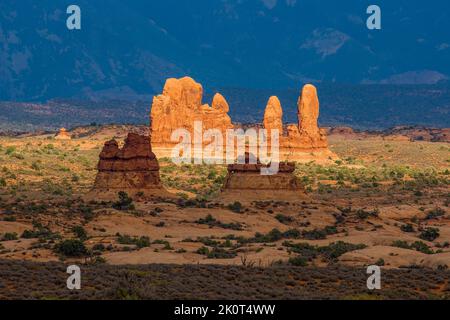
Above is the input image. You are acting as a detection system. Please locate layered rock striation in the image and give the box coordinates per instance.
[220,153,305,201]
[90,133,169,199]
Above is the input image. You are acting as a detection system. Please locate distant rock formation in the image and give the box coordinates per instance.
[262,84,334,161]
[89,133,170,199]
[220,153,306,201]
[151,77,233,146]
[150,77,335,162]
[386,126,450,143]
[263,96,283,134]
[55,128,71,140]
[328,126,356,137]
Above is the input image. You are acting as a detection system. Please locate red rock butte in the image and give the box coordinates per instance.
[150,76,336,162]
[220,153,307,202]
[88,133,171,200]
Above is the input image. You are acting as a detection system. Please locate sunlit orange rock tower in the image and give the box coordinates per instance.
[262,84,333,161]
[150,77,233,148]
[90,133,170,199]
[150,77,335,162]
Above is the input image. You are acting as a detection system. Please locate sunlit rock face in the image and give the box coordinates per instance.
[150,77,336,162]
[150,77,233,147]
[90,133,170,200]
[220,152,306,202]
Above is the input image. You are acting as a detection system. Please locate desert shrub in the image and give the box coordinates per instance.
[375,258,385,266]
[400,224,415,233]
[275,214,294,224]
[392,240,411,249]
[3,216,16,222]
[283,242,318,260]
[410,241,434,254]
[196,246,237,259]
[54,239,88,257]
[21,225,61,240]
[5,146,16,155]
[252,229,283,243]
[195,214,243,230]
[113,192,135,211]
[92,243,106,252]
[284,241,366,263]
[356,209,379,219]
[288,256,308,266]
[11,152,24,160]
[419,228,440,241]
[301,229,327,240]
[227,201,243,213]
[196,246,210,255]
[196,237,220,246]
[31,161,41,171]
[1,232,18,241]
[153,239,173,250]
[79,205,94,221]
[392,240,434,254]
[0,178,6,187]
[196,214,216,224]
[302,226,338,240]
[117,234,150,249]
[426,208,445,220]
[71,226,88,240]
[317,241,367,261]
[282,229,302,239]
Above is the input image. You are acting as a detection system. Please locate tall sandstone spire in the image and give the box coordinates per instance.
[263,96,283,134]
[298,84,321,140]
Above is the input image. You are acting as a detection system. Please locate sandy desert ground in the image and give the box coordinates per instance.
[0,126,449,299]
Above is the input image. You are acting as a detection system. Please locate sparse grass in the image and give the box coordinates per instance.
[116,234,151,249]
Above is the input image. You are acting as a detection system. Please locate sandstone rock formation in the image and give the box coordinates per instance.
[220,153,305,202]
[90,133,170,199]
[150,77,335,163]
[150,77,233,147]
[262,84,334,161]
[298,84,320,140]
[55,128,71,140]
[263,96,283,134]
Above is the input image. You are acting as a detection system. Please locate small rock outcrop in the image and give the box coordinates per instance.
[220,153,305,202]
[150,77,233,147]
[90,133,169,199]
[55,128,71,140]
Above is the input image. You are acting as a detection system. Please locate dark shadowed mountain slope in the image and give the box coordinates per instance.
[1,0,450,101]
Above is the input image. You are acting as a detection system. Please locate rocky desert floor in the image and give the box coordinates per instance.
[0,126,449,299]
